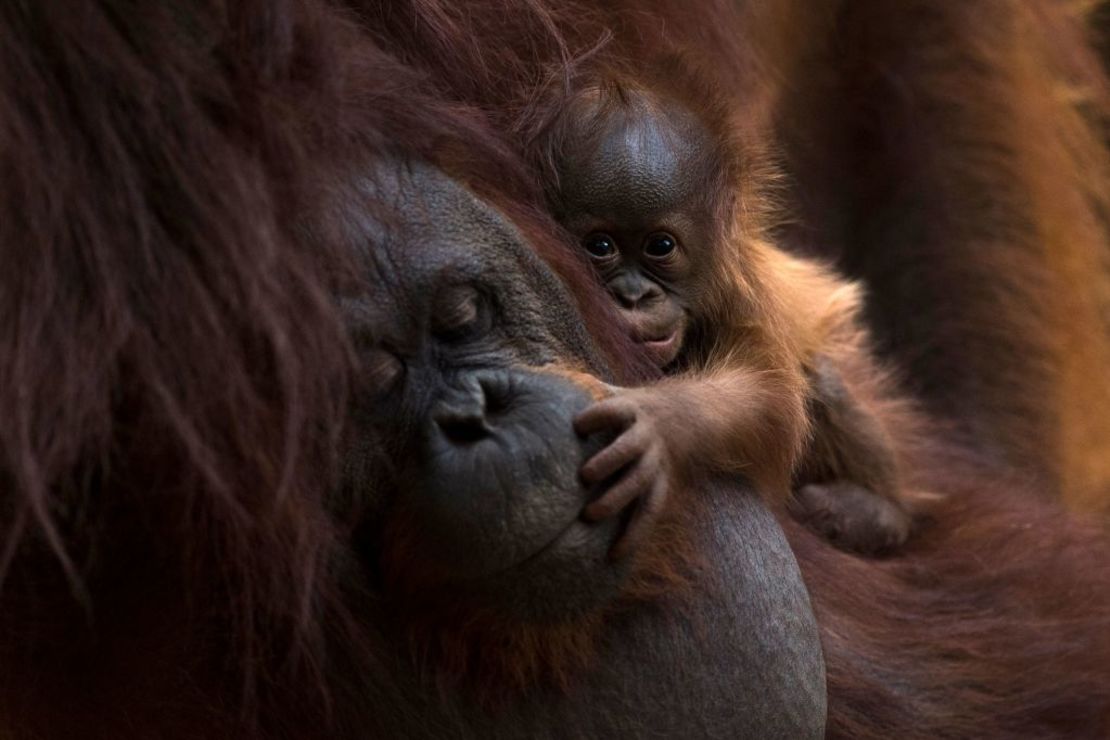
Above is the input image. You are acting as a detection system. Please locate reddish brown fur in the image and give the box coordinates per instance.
[3,1,1110,738]
[796,442,1110,738]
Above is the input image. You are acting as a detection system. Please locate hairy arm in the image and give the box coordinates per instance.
[575,362,808,557]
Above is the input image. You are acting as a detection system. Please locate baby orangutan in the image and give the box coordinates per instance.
[538,75,924,557]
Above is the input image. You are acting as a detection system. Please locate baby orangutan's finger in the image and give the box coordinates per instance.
[580,427,646,484]
[610,476,668,561]
[574,397,636,437]
[583,455,656,521]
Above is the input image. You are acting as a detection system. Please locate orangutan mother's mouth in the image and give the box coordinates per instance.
[467,516,607,583]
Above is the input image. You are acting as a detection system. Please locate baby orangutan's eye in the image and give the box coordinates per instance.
[643,232,677,259]
[583,232,617,259]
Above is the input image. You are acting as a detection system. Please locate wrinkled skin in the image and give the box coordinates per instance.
[341,161,826,737]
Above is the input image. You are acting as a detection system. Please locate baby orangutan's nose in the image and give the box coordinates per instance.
[609,273,663,310]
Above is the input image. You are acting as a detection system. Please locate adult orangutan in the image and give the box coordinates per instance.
[0,4,826,737]
[4,2,1110,740]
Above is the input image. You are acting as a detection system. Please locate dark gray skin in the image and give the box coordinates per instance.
[340,161,826,737]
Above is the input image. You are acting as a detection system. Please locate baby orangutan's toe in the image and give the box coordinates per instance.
[790,481,911,555]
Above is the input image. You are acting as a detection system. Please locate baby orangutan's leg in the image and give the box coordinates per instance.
[791,355,914,555]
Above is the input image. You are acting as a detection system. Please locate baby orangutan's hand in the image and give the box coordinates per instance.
[574,387,678,560]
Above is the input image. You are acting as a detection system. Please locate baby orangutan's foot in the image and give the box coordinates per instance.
[789,481,911,555]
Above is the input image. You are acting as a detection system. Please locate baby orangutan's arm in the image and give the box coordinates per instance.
[575,365,807,558]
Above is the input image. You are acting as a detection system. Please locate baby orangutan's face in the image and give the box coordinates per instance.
[554,93,717,368]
